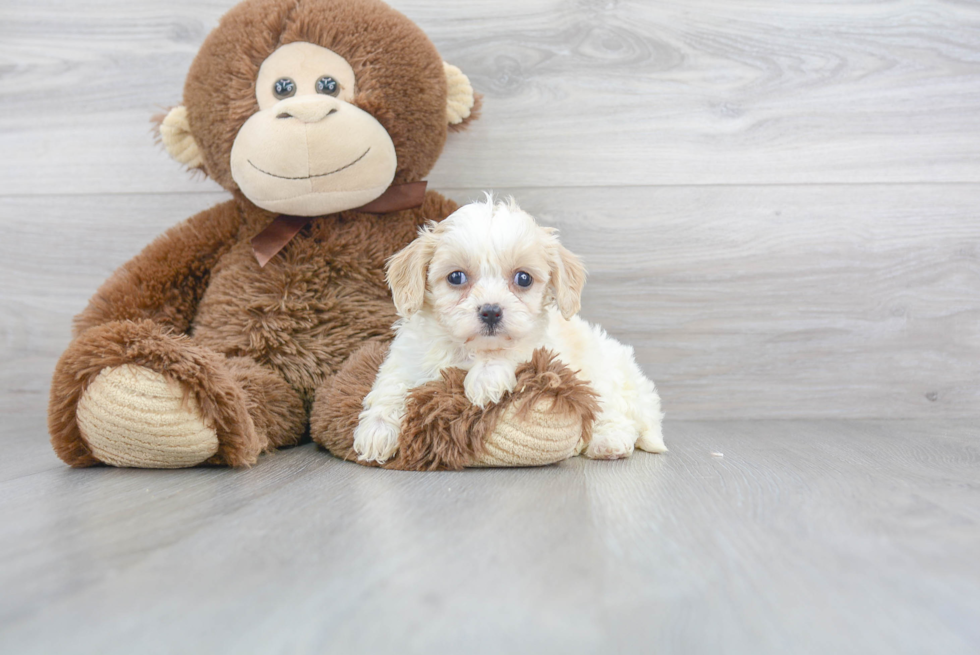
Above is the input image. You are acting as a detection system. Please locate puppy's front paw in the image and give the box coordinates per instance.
[353,415,400,463]
[464,363,517,408]
[585,420,637,460]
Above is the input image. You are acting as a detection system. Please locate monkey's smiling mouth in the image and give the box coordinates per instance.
[248,147,371,180]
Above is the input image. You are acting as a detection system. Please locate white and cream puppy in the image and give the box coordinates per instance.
[353,197,666,463]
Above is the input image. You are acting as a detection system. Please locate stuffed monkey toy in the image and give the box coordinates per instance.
[48,0,597,470]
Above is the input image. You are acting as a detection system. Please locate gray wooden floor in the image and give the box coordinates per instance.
[2,0,980,652]
[2,400,979,654]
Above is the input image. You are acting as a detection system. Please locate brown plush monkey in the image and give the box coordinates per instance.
[48,0,596,470]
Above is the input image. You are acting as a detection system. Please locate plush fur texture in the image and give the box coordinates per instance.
[72,201,243,335]
[49,190,458,467]
[48,0,591,469]
[224,356,307,449]
[310,343,599,470]
[49,319,263,467]
[448,94,482,134]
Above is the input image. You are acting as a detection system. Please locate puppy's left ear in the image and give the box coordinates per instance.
[549,243,587,319]
[387,230,434,318]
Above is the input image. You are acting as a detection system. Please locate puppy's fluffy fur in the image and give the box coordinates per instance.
[353,196,665,463]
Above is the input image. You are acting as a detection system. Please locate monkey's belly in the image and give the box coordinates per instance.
[190,241,397,401]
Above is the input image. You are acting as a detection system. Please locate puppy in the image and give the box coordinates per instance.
[353,196,666,463]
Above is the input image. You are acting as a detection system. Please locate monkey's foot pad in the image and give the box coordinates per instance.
[77,365,219,468]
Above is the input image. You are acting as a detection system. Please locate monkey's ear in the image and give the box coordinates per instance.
[386,228,435,318]
[157,106,204,169]
[444,62,481,131]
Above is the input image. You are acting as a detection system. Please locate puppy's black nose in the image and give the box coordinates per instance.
[478,304,503,327]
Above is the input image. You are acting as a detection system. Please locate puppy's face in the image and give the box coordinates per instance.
[387,199,586,352]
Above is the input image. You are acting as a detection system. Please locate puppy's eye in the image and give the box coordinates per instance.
[514,271,533,288]
[273,78,296,99]
[447,271,468,286]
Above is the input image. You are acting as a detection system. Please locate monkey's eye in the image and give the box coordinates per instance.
[273,78,296,99]
[514,271,533,288]
[316,76,340,97]
[447,271,468,286]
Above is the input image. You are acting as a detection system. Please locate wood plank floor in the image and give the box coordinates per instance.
[1,404,978,654]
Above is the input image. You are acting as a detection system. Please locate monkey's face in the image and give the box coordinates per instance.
[161,0,480,213]
[229,42,397,217]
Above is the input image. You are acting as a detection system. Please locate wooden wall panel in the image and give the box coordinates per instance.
[1,0,978,418]
[2,0,980,194]
[4,185,977,418]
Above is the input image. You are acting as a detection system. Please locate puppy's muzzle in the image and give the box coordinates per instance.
[478,304,503,334]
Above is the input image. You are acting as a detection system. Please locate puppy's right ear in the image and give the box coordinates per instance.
[386,230,434,318]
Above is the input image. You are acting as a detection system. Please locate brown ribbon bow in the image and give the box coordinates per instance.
[251,181,428,267]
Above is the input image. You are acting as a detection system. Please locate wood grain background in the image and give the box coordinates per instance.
[1,0,978,419]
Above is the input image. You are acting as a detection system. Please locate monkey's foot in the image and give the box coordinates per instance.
[76,365,219,468]
[471,395,587,467]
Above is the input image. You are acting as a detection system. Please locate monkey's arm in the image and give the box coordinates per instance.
[73,199,242,337]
